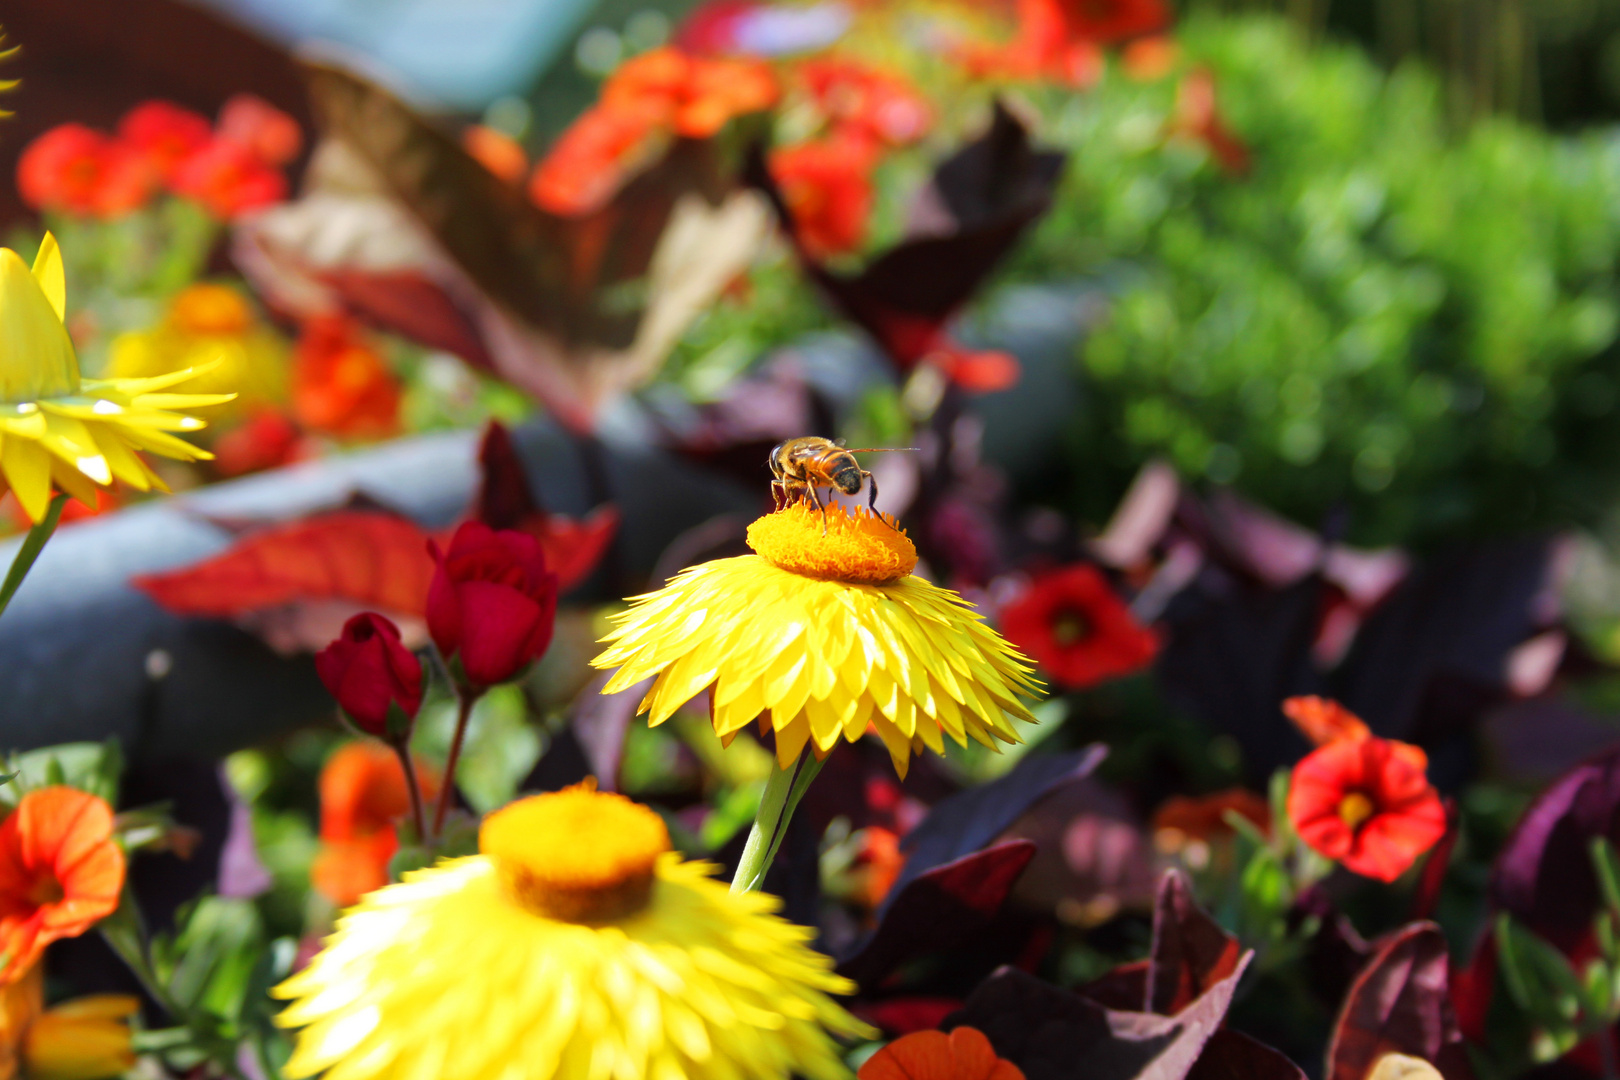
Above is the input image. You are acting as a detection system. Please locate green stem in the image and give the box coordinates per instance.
[0,493,68,622]
[393,739,429,844]
[731,752,826,893]
[433,689,478,840]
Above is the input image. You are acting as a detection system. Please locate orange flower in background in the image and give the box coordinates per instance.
[0,788,125,984]
[769,138,876,257]
[16,125,152,218]
[797,57,932,149]
[1283,695,1369,747]
[462,125,528,184]
[1168,68,1251,175]
[1284,698,1446,883]
[292,316,402,440]
[954,0,1104,89]
[860,1027,1024,1080]
[171,138,287,218]
[311,742,440,908]
[118,100,212,182]
[212,409,310,478]
[1122,35,1178,80]
[1153,788,1270,847]
[217,93,304,167]
[0,962,138,1080]
[998,564,1159,690]
[531,46,776,216]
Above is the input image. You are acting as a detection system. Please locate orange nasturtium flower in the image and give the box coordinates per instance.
[291,316,402,441]
[859,1027,1024,1080]
[769,138,876,258]
[311,742,440,908]
[0,961,138,1080]
[0,788,124,984]
[1283,696,1447,883]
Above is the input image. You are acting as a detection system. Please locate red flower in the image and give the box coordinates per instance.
[171,138,287,218]
[118,101,212,182]
[462,125,528,184]
[1283,695,1369,747]
[1054,0,1170,44]
[0,788,125,983]
[292,316,402,440]
[797,58,933,149]
[314,613,424,739]
[953,0,1103,89]
[311,742,440,907]
[998,564,1159,690]
[427,522,559,689]
[212,409,310,478]
[528,105,663,215]
[217,94,303,167]
[16,125,153,218]
[1168,69,1251,175]
[859,1027,1024,1080]
[769,138,876,258]
[1286,706,1446,883]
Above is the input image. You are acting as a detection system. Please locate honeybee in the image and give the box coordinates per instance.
[768,437,913,533]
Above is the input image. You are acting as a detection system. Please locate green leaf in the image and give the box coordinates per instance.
[1497,913,1589,1026]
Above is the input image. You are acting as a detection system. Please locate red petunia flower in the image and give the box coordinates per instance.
[0,788,125,983]
[797,57,933,150]
[953,0,1103,89]
[118,100,213,183]
[311,742,440,907]
[16,125,153,218]
[768,138,876,258]
[292,315,402,441]
[217,94,304,167]
[1283,695,1369,747]
[859,1026,1024,1080]
[171,138,287,218]
[998,564,1159,690]
[1285,701,1446,883]
[1168,68,1251,176]
[1054,0,1170,45]
[530,46,776,216]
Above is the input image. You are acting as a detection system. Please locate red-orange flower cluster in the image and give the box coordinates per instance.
[311,742,440,908]
[1167,68,1251,175]
[860,1027,1024,1080]
[292,316,403,441]
[999,564,1159,690]
[954,0,1169,87]
[530,47,777,215]
[1283,696,1446,883]
[0,788,125,984]
[18,96,298,220]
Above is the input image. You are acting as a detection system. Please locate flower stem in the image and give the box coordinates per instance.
[433,689,477,840]
[0,493,68,622]
[394,740,428,844]
[732,751,825,893]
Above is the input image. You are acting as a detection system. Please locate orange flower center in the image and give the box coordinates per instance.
[1337,791,1376,831]
[747,501,916,585]
[479,781,669,923]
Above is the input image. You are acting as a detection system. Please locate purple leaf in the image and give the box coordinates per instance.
[888,747,1107,907]
[838,840,1036,989]
[1148,869,1244,1017]
[946,954,1250,1080]
[1490,741,1620,952]
[569,672,650,792]
[1186,1030,1307,1080]
[1325,923,1473,1080]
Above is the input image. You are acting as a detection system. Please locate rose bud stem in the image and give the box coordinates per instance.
[432,677,481,841]
[391,735,429,845]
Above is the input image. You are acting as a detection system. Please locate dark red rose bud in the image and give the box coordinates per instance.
[314,613,424,738]
[426,521,559,689]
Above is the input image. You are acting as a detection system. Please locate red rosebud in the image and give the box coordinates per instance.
[314,613,423,738]
[427,522,558,689]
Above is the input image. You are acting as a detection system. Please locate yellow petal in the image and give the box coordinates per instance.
[0,434,52,523]
[0,248,79,402]
[31,232,65,323]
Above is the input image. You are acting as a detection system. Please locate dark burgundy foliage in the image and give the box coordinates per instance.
[1147,871,1244,1016]
[1186,1030,1309,1080]
[1490,742,1620,952]
[1325,923,1473,1080]
[750,100,1064,372]
[888,747,1108,905]
[838,840,1037,989]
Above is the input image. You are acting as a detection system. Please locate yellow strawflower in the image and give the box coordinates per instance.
[0,234,231,523]
[0,962,137,1080]
[276,783,873,1080]
[593,501,1041,777]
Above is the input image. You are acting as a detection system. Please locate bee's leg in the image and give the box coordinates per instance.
[772,480,787,511]
[806,483,828,535]
[863,469,891,528]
